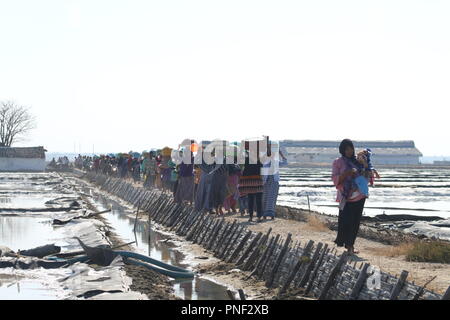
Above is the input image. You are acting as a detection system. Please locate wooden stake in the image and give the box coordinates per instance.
[389,270,409,300]
[318,251,348,300]
[266,233,292,288]
[349,263,370,300]
[238,289,246,300]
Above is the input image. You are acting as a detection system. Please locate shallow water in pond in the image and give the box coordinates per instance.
[88,189,230,300]
[0,216,66,252]
[279,167,450,218]
[0,173,72,300]
[0,278,61,300]
[0,173,62,208]
[0,195,59,209]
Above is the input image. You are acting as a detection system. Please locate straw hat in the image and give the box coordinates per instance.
[161,147,172,157]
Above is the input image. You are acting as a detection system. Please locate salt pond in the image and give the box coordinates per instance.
[0,173,142,300]
[279,167,450,218]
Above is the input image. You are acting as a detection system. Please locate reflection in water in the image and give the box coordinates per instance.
[179,280,193,300]
[0,173,75,300]
[0,173,61,208]
[0,174,230,300]
[0,279,60,300]
[0,193,57,208]
[91,191,230,300]
[0,216,65,252]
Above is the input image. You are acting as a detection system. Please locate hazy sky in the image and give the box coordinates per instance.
[1,1,449,155]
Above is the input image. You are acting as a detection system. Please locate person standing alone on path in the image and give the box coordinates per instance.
[332,139,369,255]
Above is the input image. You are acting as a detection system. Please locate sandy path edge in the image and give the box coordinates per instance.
[219,212,450,294]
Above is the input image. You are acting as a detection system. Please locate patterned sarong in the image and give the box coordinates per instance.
[262,175,279,217]
[239,175,263,196]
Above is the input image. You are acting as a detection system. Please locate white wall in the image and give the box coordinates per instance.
[0,158,46,171]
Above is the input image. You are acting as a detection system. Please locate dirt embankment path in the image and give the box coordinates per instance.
[219,213,450,294]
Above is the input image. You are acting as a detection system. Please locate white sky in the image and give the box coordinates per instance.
[1,0,449,156]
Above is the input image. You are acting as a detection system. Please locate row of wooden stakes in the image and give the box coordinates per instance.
[86,172,450,300]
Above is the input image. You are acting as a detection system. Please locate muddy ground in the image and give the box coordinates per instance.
[160,234,279,300]
[108,232,179,300]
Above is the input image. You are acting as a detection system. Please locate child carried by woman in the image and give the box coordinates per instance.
[352,148,381,198]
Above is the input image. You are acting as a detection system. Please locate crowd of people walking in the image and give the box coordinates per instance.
[70,138,378,254]
[73,141,287,223]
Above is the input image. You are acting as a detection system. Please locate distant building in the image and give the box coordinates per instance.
[0,146,47,171]
[433,160,450,166]
[279,140,422,165]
